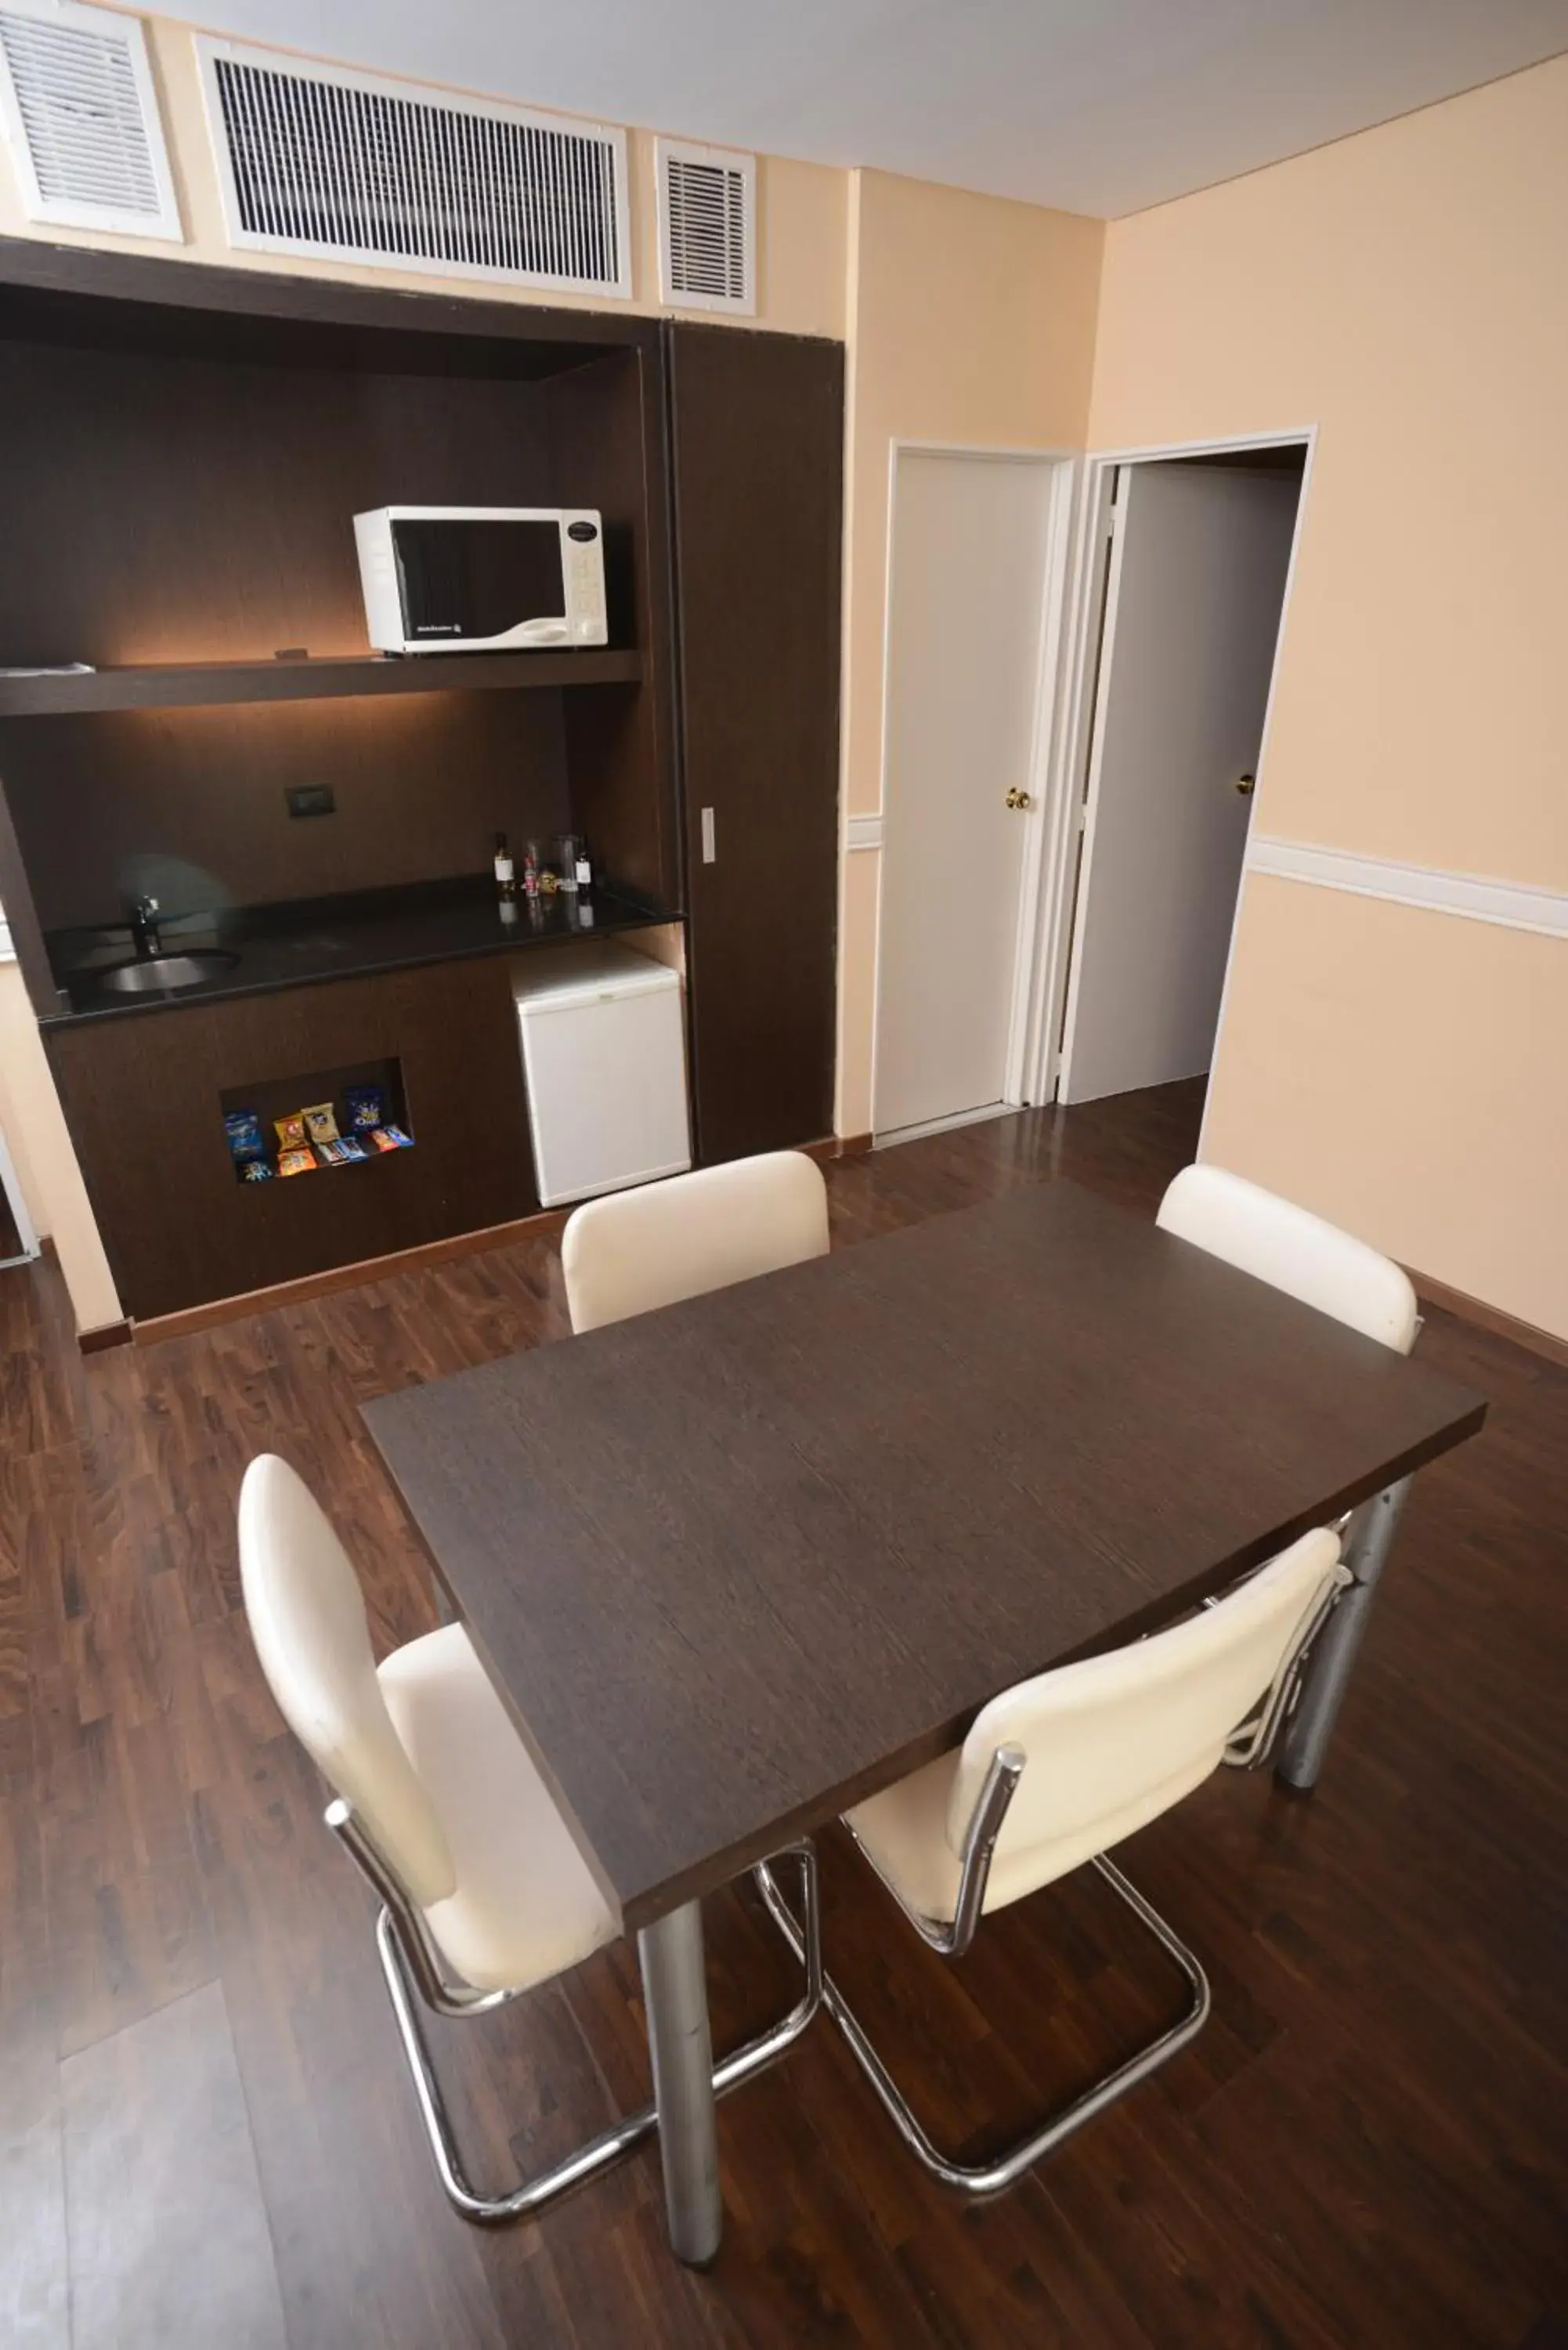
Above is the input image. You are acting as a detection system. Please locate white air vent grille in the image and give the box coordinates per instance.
[197,40,630,298]
[656,137,754,315]
[0,0,180,239]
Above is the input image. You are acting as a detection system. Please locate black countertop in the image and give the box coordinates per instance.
[42,877,682,1026]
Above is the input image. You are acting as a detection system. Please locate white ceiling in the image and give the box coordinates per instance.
[154,0,1568,218]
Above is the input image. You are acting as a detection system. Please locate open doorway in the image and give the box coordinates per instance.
[1053,438,1309,1112]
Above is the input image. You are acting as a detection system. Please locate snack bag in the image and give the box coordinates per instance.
[240,1159,273,1182]
[274,1112,307,1153]
[335,1134,369,1162]
[343,1085,386,1133]
[302,1101,341,1146]
[224,1108,266,1164]
[379,1123,414,1149]
[367,1127,401,1153]
[277,1146,316,1177]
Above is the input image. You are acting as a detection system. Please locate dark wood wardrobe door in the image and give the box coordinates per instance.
[666,324,844,1162]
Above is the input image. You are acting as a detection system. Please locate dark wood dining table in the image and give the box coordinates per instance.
[363,1176,1486,2263]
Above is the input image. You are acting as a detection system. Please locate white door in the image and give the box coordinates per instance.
[1061,461,1301,1104]
[874,451,1055,1137]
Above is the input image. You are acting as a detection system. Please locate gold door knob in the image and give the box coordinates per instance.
[1235,773,1256,797]
[1006,787,1034,811]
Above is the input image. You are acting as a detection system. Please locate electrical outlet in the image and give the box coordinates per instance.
[286,784,335,819]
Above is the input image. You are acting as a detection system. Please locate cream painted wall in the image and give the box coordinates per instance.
[835,169,1103,1135]
[0,13,849,337]
[1208,878,1568,1338]
[1088,55,1568,1337]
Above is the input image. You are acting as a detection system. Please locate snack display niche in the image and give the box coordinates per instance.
[44,955,537,1322]
[220,1057,413,1186]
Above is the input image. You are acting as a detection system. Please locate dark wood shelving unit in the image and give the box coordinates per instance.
[0,237,685,1317]
[0,235,845,1328]
[0,647,644,717]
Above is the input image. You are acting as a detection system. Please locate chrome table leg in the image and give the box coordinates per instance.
[1277,1475,1412,1791]
[638,1898,722,2266]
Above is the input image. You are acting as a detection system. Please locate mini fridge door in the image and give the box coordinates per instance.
[513,949,692,1208]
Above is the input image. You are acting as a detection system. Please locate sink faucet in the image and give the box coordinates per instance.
[128,895,162,958]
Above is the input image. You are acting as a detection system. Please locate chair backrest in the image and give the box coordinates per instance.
[561,1150,829,1334]
[947,1526,1343,1885]
[1157,1164,1418,1354]
[238,1454,455,1907]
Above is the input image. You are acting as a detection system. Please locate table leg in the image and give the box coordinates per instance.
[1277,1476,1412,1791]
[637,1899,721,2266]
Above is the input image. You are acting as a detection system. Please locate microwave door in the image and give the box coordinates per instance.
[392,518,566,645]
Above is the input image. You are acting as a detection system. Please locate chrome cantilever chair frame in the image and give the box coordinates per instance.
[329,1800,822,2225]
[1223,1557,1353,1767]
[757,1750,1209,2196]
[763,1570,1353,2197]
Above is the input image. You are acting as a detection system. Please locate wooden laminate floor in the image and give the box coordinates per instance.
[2,1080,1565,2349]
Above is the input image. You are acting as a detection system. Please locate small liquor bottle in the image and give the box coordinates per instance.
[493,832,515,898]
[522,839,540,898]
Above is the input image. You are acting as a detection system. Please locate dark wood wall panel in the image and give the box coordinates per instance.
[667,324,844,1162]
[1,693,570,932]
[0,340,567,668]
[46,958,537,1319]
[0,314,675,956]
[0,775,57,1009]
[546,349,681,909]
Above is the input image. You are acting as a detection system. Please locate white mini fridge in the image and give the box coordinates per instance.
[511,941,692,1208]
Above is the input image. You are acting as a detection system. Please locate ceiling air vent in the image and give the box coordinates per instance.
[0,0,180,240]
[196,39,630,298]
[656,137,755,316]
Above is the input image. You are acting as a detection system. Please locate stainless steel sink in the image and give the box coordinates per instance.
[97,950,237,996]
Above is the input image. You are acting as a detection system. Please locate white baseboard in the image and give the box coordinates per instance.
[873,1101,1013,1148]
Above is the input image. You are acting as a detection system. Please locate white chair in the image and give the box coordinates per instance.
[562,1150,829,1334]
[764,1525,1349,2195]
[1156,1163,1418,1354]
[1158,1162,1419,1792]
[238,1452,820,2225]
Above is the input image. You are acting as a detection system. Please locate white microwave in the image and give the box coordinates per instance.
[353,507,609,653]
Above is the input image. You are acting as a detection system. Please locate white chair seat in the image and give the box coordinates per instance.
[378,1624,617,1994]
[846,1744,1217,1925]
[240,1452,824,2227]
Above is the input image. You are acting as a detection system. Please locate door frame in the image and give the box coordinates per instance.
[0,1119,40,1268]
[869,438,1078,1141]
[1031,426,1318,1131]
